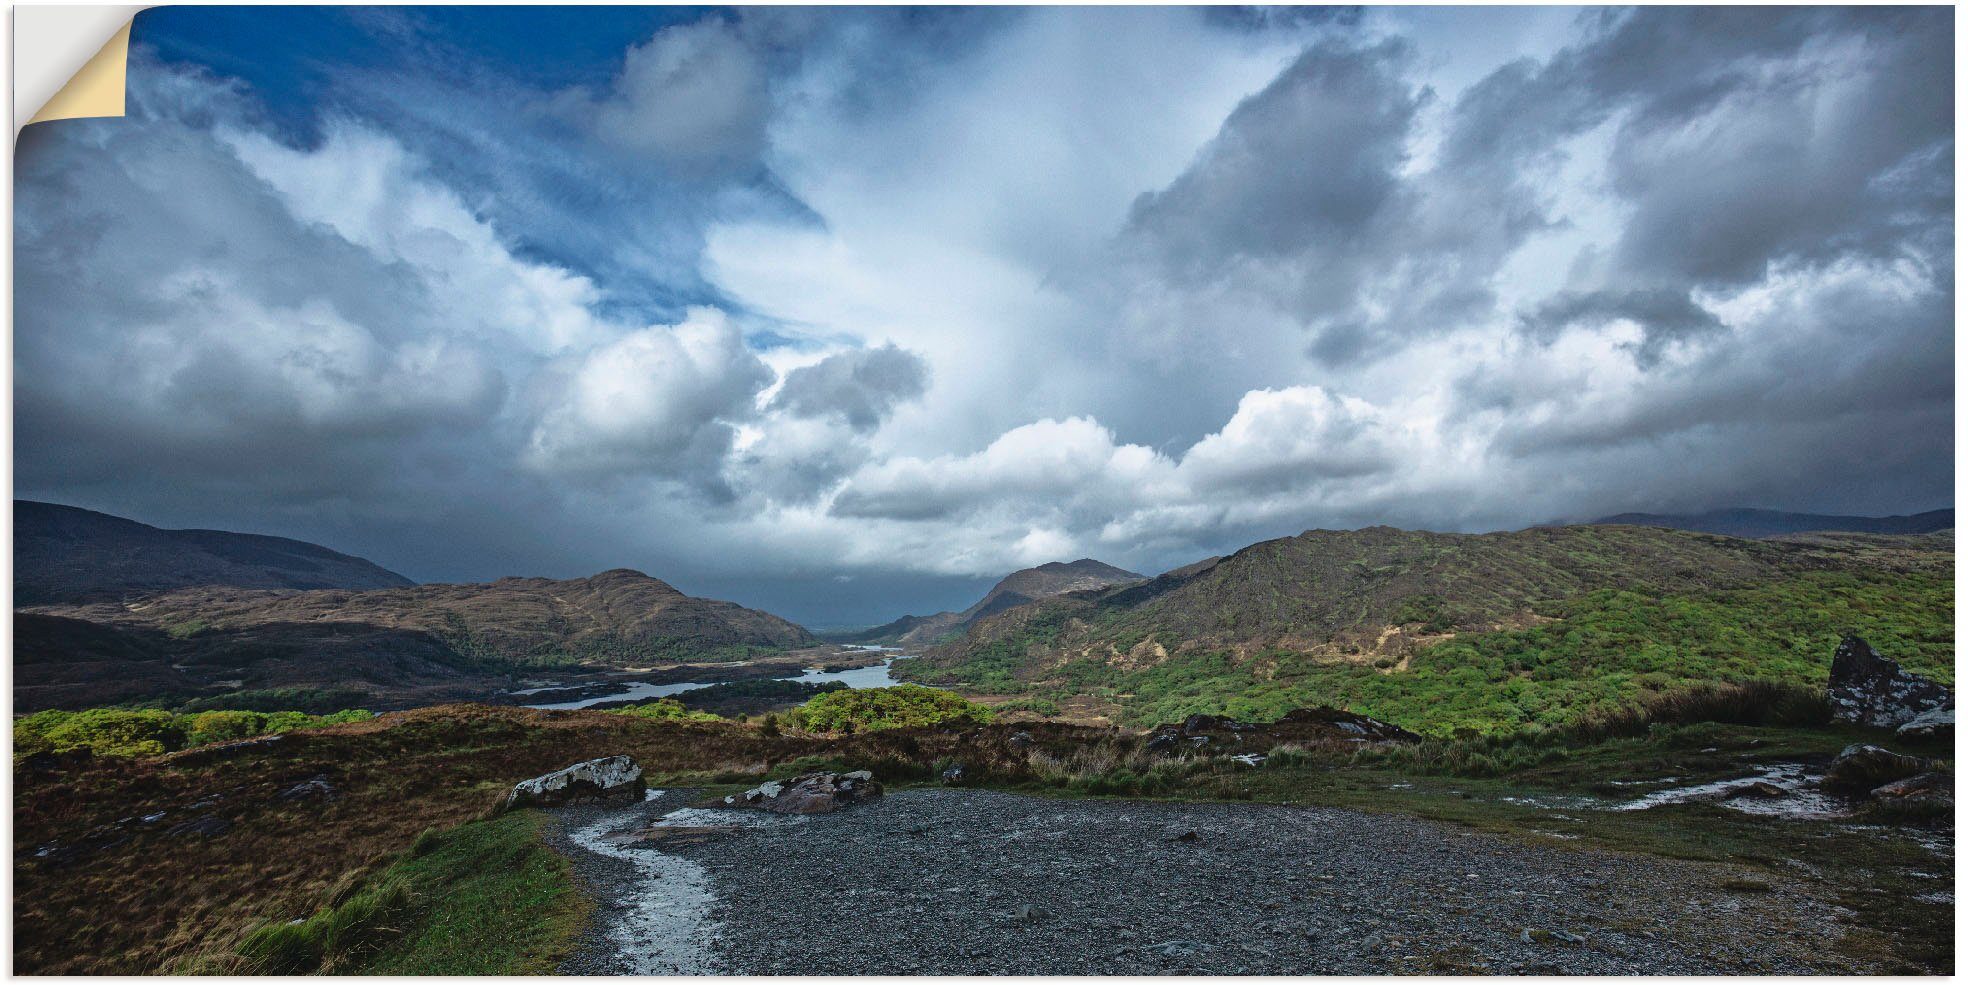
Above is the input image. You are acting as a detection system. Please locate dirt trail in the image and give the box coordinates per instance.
[546,788,1878,975]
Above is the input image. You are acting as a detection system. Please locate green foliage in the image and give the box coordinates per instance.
[789,685,995,734]
[995,696,1063,717]
[918,570,1952,736]
[603,699,721,723]
[14,708,185,758]
[14,706,375,760]
[164,618,209,640]
[239,811,582,975]
[185,710,271,746]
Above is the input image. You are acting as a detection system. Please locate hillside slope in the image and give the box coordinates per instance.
[843,559,1144,645]
[15,501,415,603]
[902,525,1953,728]
[1587,507,1953,538]
[17,569,816,710]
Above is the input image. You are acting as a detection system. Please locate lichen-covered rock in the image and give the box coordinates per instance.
[1827,635,1952,730]
[737,771,882,814]
[506,755,645,811]
[1896,705,1954,741]
[1821,744,1930,797]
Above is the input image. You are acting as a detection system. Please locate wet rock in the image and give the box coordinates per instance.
[1828,636,1952,730]
[277,774,337,802]
[1896,706,1954,741]
[739,771,884,814]
[1822,744,1930,797]
[166,815,231,838]
[1145,706,1419,756]
[1726,781,1786,799]
[506,756,646,811]
[1871,771,1952,807]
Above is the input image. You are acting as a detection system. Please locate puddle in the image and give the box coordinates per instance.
[1613,763,1851,819]
[1498,793,1603,810]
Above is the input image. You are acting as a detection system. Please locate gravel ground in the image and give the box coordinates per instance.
[548,787,1869,975]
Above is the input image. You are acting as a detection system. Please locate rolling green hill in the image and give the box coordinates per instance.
[899,525,1953,733]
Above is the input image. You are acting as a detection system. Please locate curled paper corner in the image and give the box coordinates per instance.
[15,5,147,136]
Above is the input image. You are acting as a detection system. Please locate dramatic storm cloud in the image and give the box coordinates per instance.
[14,7,1952,624]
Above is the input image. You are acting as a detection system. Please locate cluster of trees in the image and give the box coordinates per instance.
[15,707,374,758]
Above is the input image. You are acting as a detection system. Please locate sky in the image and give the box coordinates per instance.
[13,6,1954,626]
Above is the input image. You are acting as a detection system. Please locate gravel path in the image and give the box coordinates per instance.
[548,787,1867,975]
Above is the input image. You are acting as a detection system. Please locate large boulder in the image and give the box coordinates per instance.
[1827,635,1952,730]
[505,755,645,811]
[730,771,882,814]
[1821,744,1930,797]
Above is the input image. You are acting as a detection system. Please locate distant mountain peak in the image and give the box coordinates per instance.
[838,557,1146,646]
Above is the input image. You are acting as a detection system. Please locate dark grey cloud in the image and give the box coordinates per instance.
[1518,288,1726,368]
[1457,7,1952,290]
[771,344,929,432]
[1126,39,1420,273]
[12,7,1954,624]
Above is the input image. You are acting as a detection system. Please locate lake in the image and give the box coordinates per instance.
[519,655,915,710]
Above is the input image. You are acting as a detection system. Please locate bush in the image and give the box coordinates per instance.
[15,708,185,757]
[604,699,720,723]
[14,706,375,760]
[186,710,271,747]
[788,685,994,734]
[996,697,1063,717]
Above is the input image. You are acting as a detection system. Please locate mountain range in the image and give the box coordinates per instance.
[12,503,818,710]
[15,501,415,604]
[903,522,1954,698]
[1584,507,1953,539]
[12,500,1953,715]
[835,558,1144,646]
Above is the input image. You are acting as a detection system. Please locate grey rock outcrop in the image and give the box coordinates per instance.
[734,771,883,814]
[506,755,645,811]
[1827,635,1951,730]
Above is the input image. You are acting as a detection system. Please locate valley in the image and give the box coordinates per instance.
[9,501,1955,975]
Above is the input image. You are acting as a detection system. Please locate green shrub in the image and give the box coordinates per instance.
[14,706,374,760]
[16,708,186,757]
[186,710,271,746]
[789,685,994,734]
[604,699,720,723]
